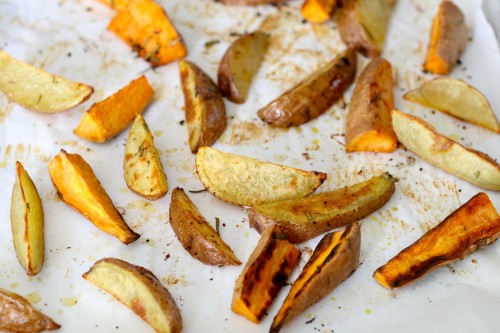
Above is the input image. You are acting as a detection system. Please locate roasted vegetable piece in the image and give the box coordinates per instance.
[11,162,44,275]
[218,31,270,103]
[179,60,227,153]
[345,57,397,152]
[74,75,154,143]
[258,48,356,127]
[83,258,182,333]
[0,289,60,333]
[249,173,395,243]
[169,187,241,266]
[108,0,187,67]
[403,78,500,133]
[392,109,500,190]
[338,0,396,58]
[195,146,327,207]
[232,225,301,323]
[270,222,361,333]
[124,114,168,200]
[214,0,291,5]
[301,0,338,23]
[374,192,500,289]
[423,1,467,75]
[0,50,93,113]
[48,150,140,244]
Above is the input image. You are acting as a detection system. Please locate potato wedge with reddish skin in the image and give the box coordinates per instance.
[74,75,154,143]
[179,60,227,153]
[195,146,327,207]
[48,150,139,244]
[169,187,241,266]
[257,48,356,127]
[270,222,361,333]
[83,258,182,333]
[0,289,60,333]
[232,225,301,323]
[214,0,290,5]
[345,58,397,152]
[374,193,500,289]
[249,173,395,243]
[301,0,338,23]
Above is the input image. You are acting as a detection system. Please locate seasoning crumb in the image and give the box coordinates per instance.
[305,316,316,324]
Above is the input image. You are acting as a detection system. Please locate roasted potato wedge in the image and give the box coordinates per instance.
[249,173,395,243]
[232,225,301,323]
[83,258,182,333]
[392,109,500,190]
[257,48,356,127]
[124,114,168,200]
[179,60,227,153]
[48,150,140,244]
[195,146,327,207]
[301,0,338,23]
[169,187,241,266]
[11,162,44,276]
[0,289,60,333]
[423,1,467,75]
[404,78,500,133]
[338,0,396,58]
[374,192,500,289]
[74,75,154,143]
[218,31,270,103]
[0,50,93,113]
[345,57,397,152]
[271,222,361,333]
[214,0,291,5]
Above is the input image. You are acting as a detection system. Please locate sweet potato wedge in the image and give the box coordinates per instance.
[423,1,467,75]
[373,192,500,289]
[270,222,361,333]
[257,48,356,127]
[249,173,395,243]
[232,225,301,323]
[214,0,291,5]
[74,75,154,143]
[48,150,140,244]
[301,0,338,23]
[345,58,397,152]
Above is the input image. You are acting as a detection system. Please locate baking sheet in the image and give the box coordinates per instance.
[0,0,499,332]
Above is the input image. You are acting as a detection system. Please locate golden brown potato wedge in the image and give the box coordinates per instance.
[83,258,182,333]
[11,162,44,276]
[258,48,356,127]
[214,0,290,5]
[373,192,500,289]
[345,57,397,152]
[338,0,396,58]
[124,114,168,200]
[195,146,327,207]
[74,75,154,143]
[249,173,396,243]
[218,31,270,103]
[232,225,301,323]
[0,289,60,333]
[392,109,500,190]
[48,150,140,244]
[301,0,338,23]
[423,1,467,75]
[169,187,241,266]
[0,50,93,113]
[179,60,227,153]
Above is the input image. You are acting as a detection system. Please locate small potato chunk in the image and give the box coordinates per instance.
[257,48,356,127]
[301,0,338,23]
[345,57,397,152]
[270,223,361,333]
[11,162,44,276]
[214,0,291,5]
[373,193,500,289]
[169,187,241,266]
[0,289,60,333]
[218,31,270,103]
[179,60,227,153]
[124,114,168,200]
[0,50,93,113]
[74,75,154,143]
[48,150,140,244]
[83,258,182,333]
[423,1,467,75]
